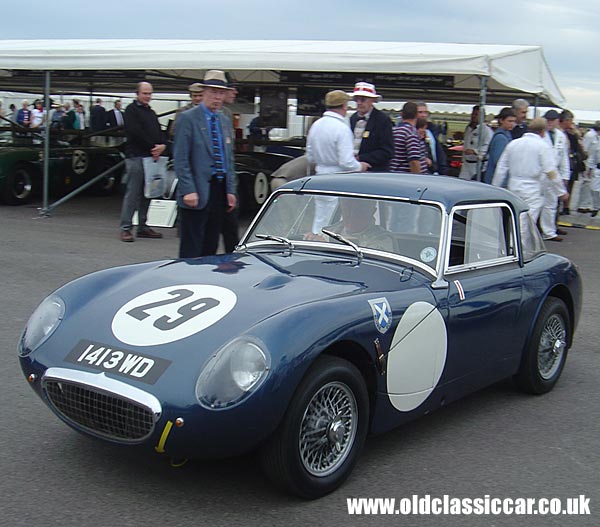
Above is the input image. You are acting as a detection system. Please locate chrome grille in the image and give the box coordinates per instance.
[44,380,155,442]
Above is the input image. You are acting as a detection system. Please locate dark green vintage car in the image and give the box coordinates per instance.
[0,139,124,205]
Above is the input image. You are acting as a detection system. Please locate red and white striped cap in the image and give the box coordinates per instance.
[349,82,381,99]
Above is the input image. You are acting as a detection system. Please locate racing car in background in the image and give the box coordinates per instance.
[0,138,124,205]
[234,152,294,213]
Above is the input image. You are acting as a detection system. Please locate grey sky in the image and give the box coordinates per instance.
[3,0,599,110]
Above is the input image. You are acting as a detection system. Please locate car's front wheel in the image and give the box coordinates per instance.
[2,163,35,205]
[261,355,369,499]
[515,297,570,394]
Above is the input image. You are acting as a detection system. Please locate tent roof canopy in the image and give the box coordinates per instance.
[0,39,565,107]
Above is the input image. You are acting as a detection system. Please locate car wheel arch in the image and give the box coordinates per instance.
[322,340,379,423]
[527,285,575,350]
[264,339,378,441]
[547,285,575,346]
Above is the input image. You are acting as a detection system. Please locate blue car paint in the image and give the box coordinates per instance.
[20,249,438,457]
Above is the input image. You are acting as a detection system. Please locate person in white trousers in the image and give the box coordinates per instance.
[492,118,567,226]
[540,110,570,241]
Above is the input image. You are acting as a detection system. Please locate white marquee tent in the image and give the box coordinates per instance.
[0,39,565,107]
[0,39,566,213]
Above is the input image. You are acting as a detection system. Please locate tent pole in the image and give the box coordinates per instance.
[41,71,51,216]
[475,76,488,182]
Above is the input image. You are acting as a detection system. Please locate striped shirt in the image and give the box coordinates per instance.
[390,122,427,173]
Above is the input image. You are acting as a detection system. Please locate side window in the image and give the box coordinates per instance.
[520,211,546,262]
[448,205,516,269]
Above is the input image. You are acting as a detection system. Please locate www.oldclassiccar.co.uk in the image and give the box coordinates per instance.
[346,495,591,516]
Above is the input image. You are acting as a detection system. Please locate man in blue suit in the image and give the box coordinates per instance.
[173,70,237,258]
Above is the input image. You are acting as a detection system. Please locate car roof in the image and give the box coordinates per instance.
[283,172,529,214]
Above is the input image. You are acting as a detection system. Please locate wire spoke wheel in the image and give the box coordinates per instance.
[260,356,368,498]
[515,297,570,394]
[299,381,358,477]
[537,313,566,380]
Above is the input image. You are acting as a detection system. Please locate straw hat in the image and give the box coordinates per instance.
[200,70,233,90]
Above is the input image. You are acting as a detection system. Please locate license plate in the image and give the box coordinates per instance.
[64,340,171,385]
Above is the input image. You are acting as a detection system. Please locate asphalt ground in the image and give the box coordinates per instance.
[1,193,599,527]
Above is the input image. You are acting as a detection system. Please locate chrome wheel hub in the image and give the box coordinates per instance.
[299,381,358,477]
[538,314,566,380]
[328,418,347,452]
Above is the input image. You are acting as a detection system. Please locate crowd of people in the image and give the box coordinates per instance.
[3,75,597,253]
[303,84,596,243]
[0,96,126,135]
[97,75,600,251]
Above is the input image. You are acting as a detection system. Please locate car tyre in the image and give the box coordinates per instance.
[2,163,35,205]
[260,355,369,499]
[515,297,570,394]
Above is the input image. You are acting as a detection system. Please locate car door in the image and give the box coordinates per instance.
[442,204,524,381]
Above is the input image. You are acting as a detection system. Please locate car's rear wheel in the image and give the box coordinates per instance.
[260,356,369,499]
[2,163,35,205]
[515,297,570,394]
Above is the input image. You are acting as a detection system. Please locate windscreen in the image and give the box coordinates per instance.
[246,193,442,268]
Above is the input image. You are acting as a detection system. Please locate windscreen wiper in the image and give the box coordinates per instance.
[254,234,294,254]
[322,229,363,264]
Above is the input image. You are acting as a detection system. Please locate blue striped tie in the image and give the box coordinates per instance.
[210,114,224,179]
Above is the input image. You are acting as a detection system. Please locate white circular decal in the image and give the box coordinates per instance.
[386,301,447,412]
[112,285,237,346]
[420,246,437,263]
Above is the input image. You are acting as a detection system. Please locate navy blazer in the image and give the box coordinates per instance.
[173,104,236,210]
[350,107,394,172]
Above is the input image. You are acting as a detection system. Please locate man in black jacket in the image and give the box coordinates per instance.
[90,98,107,132]
[119,82,167,242]
[349,82,394,172]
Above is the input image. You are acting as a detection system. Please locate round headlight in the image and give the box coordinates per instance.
[230,342,267,392]
[196,338,270,409]
[19,295,65,356]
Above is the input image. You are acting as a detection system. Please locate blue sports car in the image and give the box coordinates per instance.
[19,173,582,498]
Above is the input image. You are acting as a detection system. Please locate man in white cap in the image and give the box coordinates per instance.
[173,70,237,258]
[349,82,394,172]
[305,90,370,236]
[170,82,204,138]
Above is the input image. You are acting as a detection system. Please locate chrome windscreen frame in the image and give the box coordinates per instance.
[238,188,448,281]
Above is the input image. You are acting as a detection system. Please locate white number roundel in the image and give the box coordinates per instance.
[111,285,237,346]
